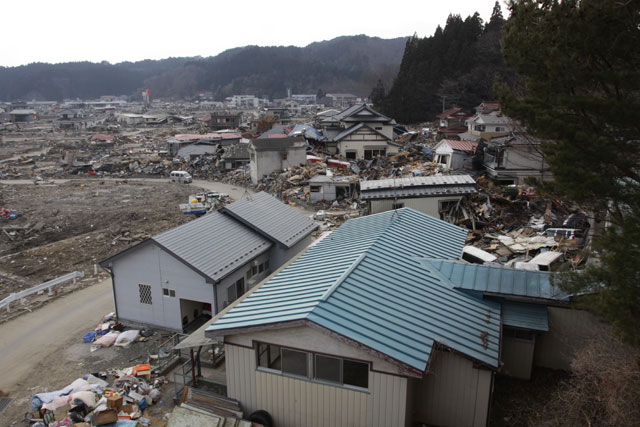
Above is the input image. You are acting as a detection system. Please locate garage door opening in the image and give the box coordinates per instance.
[180,298,212,333]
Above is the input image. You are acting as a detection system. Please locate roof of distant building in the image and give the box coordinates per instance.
[250,136,306,151]
[435,139,479,154]
[360,175,476,200]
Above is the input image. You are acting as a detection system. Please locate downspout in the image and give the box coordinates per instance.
[105,264,119,322]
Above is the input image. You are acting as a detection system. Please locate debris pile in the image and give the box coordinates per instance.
[28,371,167,427]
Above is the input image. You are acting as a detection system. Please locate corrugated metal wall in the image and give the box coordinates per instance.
[226,344,257,413]
[410,350,492,427]
[535,306,602,370]
[225,344,408,427]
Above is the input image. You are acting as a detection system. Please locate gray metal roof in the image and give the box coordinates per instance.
[221,192,318,248]
[361,175,476,190]
[153,211,272,282]
[360,175,476,200]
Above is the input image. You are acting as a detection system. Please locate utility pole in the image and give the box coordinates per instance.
[442,96,446,113]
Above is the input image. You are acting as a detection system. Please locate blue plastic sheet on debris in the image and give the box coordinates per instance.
[83,331,97,343]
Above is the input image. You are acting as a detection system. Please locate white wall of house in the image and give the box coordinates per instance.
[110,243,215,331]
[408,349,492,427]
[338,126,396,159]
[250,147,306,184]
[434,143,473,170]
[485,144,552,185]
[224,325,410,427]
[534,306,602,370]
[368,196,463,218]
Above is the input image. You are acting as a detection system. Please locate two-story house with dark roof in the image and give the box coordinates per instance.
[320,103,399,160]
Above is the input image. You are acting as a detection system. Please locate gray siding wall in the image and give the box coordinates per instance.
[451,151,473,170]
[269,235,311,272]
[369,196,462,218]
[534,306,602,370]
[215,251,271,313]
[111,243,215,331]
[410,349,492,427]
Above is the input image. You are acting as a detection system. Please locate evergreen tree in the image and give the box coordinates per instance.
[497,0,640,344]
[369,79,386,111]
[380,11,509,123]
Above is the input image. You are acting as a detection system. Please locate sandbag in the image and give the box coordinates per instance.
[115,330,140,347]
[93,331,120,348]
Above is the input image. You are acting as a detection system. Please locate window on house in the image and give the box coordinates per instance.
[392,202,404,210]
[364,149,386,160]
[315,354,341,383]
[259,263,264,273]
[436,154,449,165]
[282,153,288,160]
[310,185,321,193]
[495,126,504,132]
[282,349,308,377]
[375,127,382,130]
[139,284,152,305]
[474,124,486,132]
[257,343,282,370]
[227,278,245,303]
[252,266,258,276]
[439,200,459,215]
[345,151,356,160]
[256,343,369,389]
[162,288,175,297]
[246,270,251,281]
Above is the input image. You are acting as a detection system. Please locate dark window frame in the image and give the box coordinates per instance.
[255,341,369,390]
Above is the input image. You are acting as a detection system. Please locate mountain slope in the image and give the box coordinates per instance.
[0,35,407,101]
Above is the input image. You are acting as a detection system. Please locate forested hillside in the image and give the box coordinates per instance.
[0,35,406,101]
[374,2,513,123]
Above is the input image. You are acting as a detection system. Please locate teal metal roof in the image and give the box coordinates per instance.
[206,208,501,370]
[421,259,567,300]
[501,301,548,331]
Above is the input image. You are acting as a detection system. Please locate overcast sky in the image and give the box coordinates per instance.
[1,0,501,67]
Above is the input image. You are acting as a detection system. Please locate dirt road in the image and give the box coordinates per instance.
[0,278,113,392]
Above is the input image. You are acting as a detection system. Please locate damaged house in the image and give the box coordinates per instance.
[100,192,317,332]
[249,135,306,184]
[360,174,476,218]
[168,133,242,159]
[320,103,399,160]
[432,139,479,170]
[483,132,552,185]
[202,208,600,427]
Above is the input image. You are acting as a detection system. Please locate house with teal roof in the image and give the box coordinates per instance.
[198,208,599,427]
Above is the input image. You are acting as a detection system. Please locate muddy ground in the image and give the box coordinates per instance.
[0,180,196,321]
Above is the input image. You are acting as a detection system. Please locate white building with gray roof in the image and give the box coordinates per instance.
[100,192,318,331]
